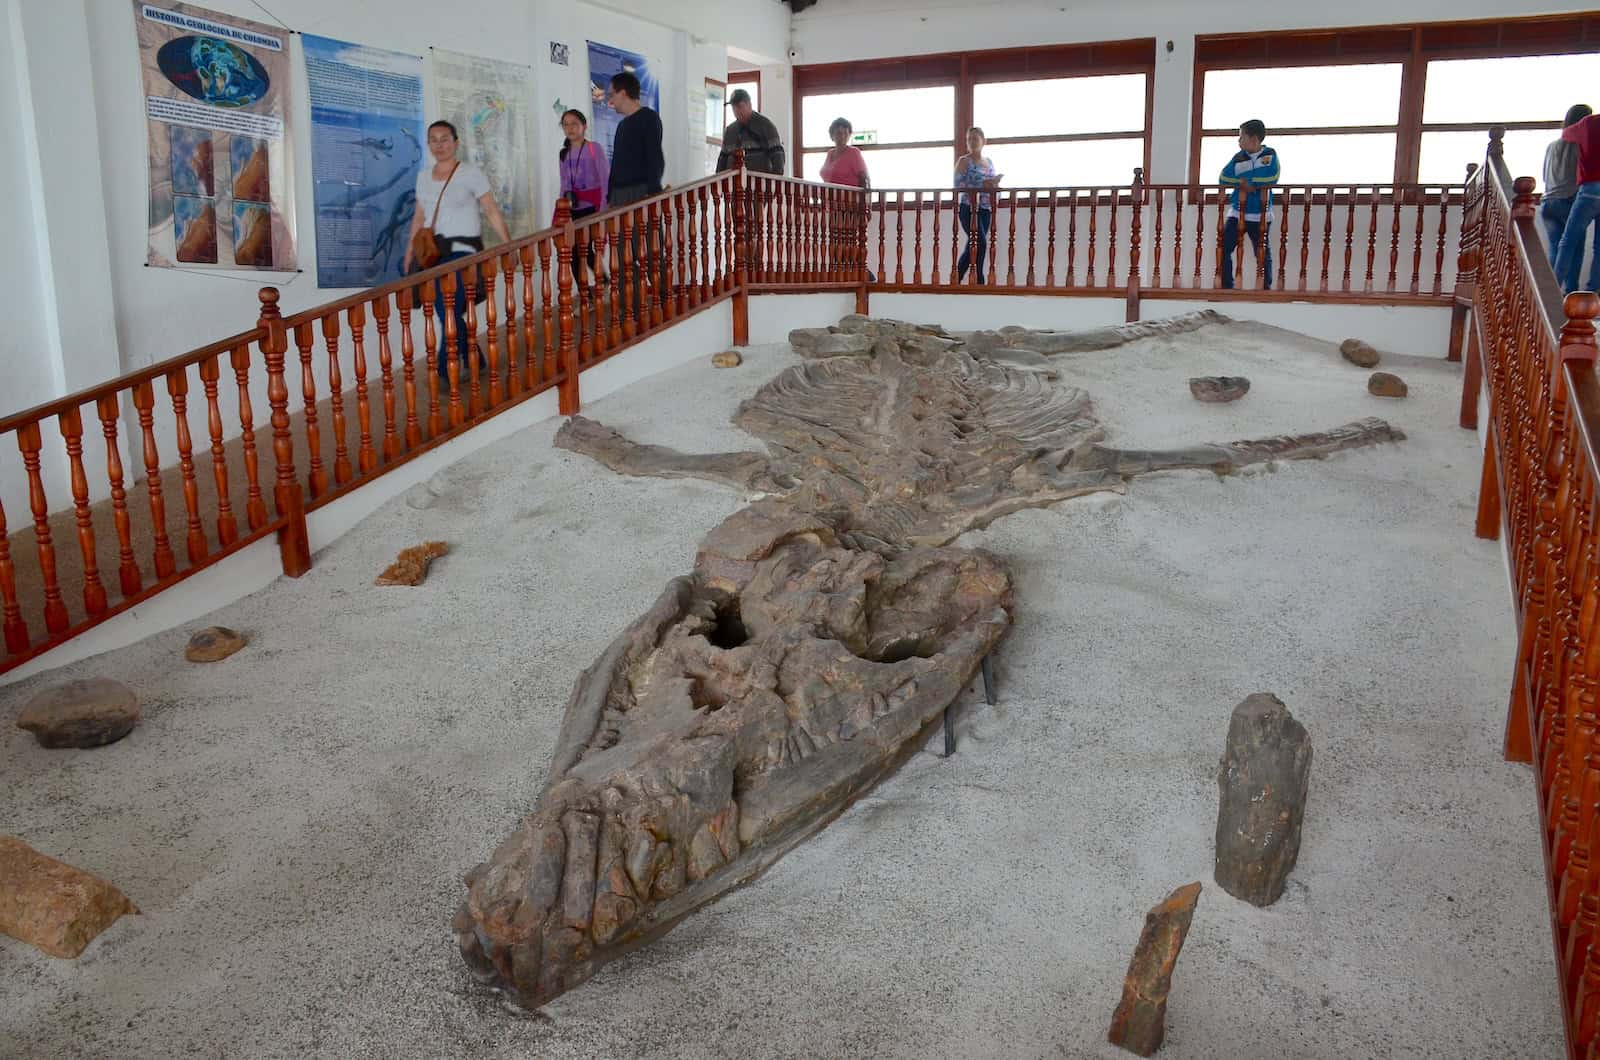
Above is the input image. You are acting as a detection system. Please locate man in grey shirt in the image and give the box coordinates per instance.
[1544,104,1593,277]
[716,89,786,175]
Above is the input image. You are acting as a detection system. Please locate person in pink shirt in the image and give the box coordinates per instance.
[819,118,872,280]
[819,117,871,189]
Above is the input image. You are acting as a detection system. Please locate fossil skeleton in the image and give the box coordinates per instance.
[454,311,1402,1008]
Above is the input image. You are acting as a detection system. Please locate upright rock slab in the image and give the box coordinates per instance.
[16,678,139,749]
[1214,693,1312,906]
[1108,882,1202,1056]
[0,836,138,958]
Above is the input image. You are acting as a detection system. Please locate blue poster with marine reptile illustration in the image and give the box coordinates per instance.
[586,41,660,165]
[303,35,425,287]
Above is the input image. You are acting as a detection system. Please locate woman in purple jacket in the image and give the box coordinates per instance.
[558,109,608,275]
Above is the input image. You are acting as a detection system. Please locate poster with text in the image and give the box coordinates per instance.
[133,1,296,270]
[586,41,659,164]
[303,35,424,288]
[430,49,535,240]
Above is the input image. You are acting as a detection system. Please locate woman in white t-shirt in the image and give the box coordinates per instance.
[405,120,512,385]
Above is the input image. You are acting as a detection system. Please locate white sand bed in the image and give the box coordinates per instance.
[1,317,1559,1059]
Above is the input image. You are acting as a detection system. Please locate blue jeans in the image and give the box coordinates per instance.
[1555,183,1600,294]
[957,203,991,283]
[1221,217,1271,289]
[431,250,486,386]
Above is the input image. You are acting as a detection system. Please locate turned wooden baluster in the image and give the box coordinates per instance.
[1342,186,1357,291]
[1068,191,1082,287]
[540,235,559,383]
[294,322,328,496]
[1299,186,1312,291]
[397,288,423,448]
[1386,188,1402,292]
[1168,188,1183,289]
[224,351,264,535]
[1409,189,1426,296]
[1253,195,1268,289]
[674,195,689,315]
[1321,187,1335,291]
[557,205,578,413]
[601,221,619,352]
[94,395,142,594]
[131,382,176,578]
[481,266,502,404]
[461,268,481,416]
[347,303,375,473]
[1434,187,1451,295]
[17,424,69,632]
[420,280,443,438]
[705,185,720,294]
[914,193,925,285]
[1024,190,1038,287]
[321,315,353,484]
[257,294,306,577]
[502,252,523,395]
[57,408,107,615]
[1191,188,1205,288]
[165,368,207,563]
[372,297,399,462]
[1151,184,1164,288]
[440,273,464,427]
[649,203,666,328]
[584,229,604,359]
[895,192,906,285]
[1364,186,1380,292]
[1276,188,1290,290]
[1005,190,1018,286]
[686,189,702,306]
[1107,186,1120,289]
[933,192,946,285]
[619,211,636,341]
[1045,192,1058,288]
[196,357,238,545]
[877,192,888,286]
[1087,189,1100,287]
[0,495,26,652]
[516,248,536,391]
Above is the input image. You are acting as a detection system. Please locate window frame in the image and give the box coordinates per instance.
[1189,14,1600,187]
[792,39,1156,189]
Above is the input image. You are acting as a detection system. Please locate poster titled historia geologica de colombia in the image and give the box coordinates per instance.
[133,0,297,271]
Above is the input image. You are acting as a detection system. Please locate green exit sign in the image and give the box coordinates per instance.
[851,131,877,145]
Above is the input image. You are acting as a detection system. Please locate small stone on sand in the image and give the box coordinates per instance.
[712,351,742,368]
[185,626,246,663]
[15,678,139,749]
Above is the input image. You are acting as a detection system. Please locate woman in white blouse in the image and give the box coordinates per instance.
[405,120,511,385]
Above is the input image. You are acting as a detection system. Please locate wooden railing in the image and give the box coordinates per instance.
[0,169,739,674]
[863,176,1467,318]
[0,149,1481,677]
[1465,126,1600,1059]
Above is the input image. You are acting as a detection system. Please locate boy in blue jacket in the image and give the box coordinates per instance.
[1218,119,1280,288]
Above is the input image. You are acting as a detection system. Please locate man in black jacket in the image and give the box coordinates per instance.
[605,71,665,322]
[717,89,786,176]
[606,71,664,207]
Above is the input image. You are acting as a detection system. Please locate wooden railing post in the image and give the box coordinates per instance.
[855,187,870,316]
[1126,167,1143,322]
[259,287,310,577]
[555,200,580,416]
[731,150,750,346]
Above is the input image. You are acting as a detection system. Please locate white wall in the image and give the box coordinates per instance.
[791,0,1596,182]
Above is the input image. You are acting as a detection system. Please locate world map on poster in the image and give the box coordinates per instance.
[132,0,298,270]
[432,49,535,240]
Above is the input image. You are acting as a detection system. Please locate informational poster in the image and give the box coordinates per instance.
[303,35,425,287]
[586,41,659,163]
[430,49,535,240]
[132,1,297,270]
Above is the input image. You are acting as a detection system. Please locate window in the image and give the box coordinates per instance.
[1194,63,1403,185]
[800,86,957,190]
[1193,16,1600,187]
[1418,53,1600,186]
[795,40,1155,187]
[972,74,1146,186]
[704,78,725,176]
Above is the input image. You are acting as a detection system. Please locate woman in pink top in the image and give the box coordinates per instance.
[819,117,872,280]
[819,117,870,188]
